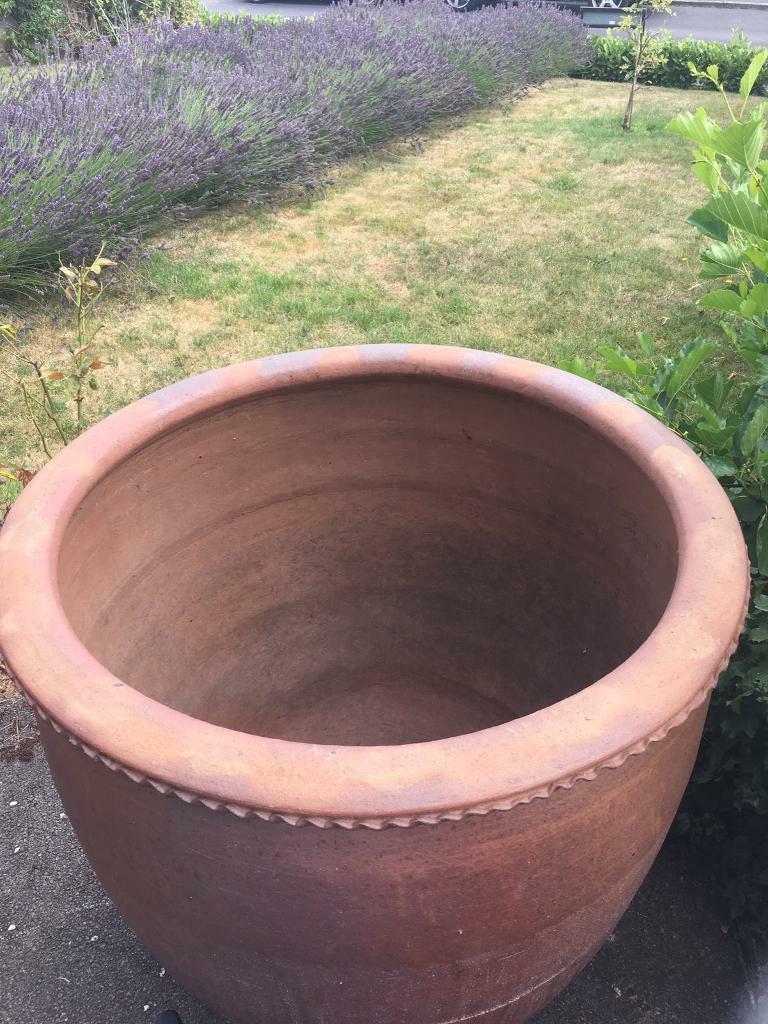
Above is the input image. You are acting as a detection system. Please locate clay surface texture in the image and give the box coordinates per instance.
[0,345,748,1024]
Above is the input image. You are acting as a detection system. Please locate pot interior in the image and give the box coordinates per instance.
[59,373,678,746]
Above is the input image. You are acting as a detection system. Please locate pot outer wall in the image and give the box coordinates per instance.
[38,699,709,1024]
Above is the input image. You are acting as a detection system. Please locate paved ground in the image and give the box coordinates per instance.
[645,6,768,44]
[199,0,768,46]
[204,0,319,16]
[1,696,763,1024]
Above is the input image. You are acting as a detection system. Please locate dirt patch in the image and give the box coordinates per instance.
[0,661,38,765]
[1,732,38,763]
[1,660,19,699]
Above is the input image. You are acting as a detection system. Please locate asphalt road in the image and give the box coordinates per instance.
[650,7,768,45]
[204,0,320,15]
[200,0,768,47]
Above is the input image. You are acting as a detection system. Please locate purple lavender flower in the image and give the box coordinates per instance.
[0,1,589,290]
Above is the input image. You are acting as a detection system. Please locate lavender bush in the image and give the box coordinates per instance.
[0,1,589,290]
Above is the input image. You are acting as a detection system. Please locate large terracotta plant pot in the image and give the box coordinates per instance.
[0,345,747,1024]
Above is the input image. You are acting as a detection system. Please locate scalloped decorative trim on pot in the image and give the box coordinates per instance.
[4,600,745,830]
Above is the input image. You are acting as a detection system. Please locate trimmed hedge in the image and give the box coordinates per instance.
[574,33,768,93]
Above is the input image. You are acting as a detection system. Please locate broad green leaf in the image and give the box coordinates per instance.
[557,356,596,382]
[687,206,729,242]
[751,283,768,316]
[740,48,768,101]
[702,454,738,478]
[704,192,768,241]
[748,621,768,642]
[663,339,718,401]
[740,282,768,318]
[654,356,674,396]
[692,160,720,194]
[753,354,768,386]
[625,392,665,419]
[732,493,765,522]
[688,398,724,430]
[734,384,760,420]
[739,325,768,367]
[695,371,730,411]
[597,345,639,378]
[699,241,747,279]
[668,109,765,169]
[694,422,737,448]
[741,401,768,457]
[746,247,768,273]
[757,512,768,575]
[713,119,765,170]
[754,592,768,612]
[636,332,655,356]
[667,108,718,149]
[700,288,743,313]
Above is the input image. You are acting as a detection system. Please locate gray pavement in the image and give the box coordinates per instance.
[200,0,768,47]
[585,5,768,44]
[204,0,319,16]
[1,696,762,1024]
[650,6,768,43]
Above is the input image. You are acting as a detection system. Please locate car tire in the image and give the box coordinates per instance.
[444,0,480,10]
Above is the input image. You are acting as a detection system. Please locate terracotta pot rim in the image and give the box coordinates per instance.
[0,345,748,827]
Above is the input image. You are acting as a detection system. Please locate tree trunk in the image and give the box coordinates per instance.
[622,10,646,132]
[622,76,637,132]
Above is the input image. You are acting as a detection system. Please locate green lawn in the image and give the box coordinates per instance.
[1,79,731,476]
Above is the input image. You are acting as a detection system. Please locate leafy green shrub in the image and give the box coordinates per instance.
[0,247,115,526]
[665,53,768,357]
[562,49,768,944]
[131,0,203,22]
[0,0,66,58]
[1,248,114,461]
[575,32,768,94]
[668,54,768,939]
[0,0,205,57]
[562,334,768,940]
[197,10,283,28]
